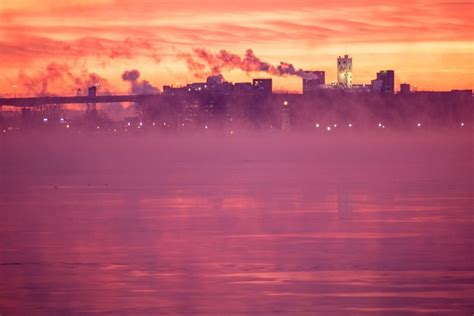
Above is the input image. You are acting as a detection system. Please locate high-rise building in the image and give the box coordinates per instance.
[337,55,352,88]
[253,79,272,95]
[373,70,395,94]
[302,71,325,94]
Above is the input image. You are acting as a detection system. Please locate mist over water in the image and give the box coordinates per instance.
[1,131,473,315]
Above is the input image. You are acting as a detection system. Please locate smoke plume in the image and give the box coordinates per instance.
[16,63,111,96]
[180,48,320,80]
[121,69,159,94]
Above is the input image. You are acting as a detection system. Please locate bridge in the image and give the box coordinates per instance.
[0,94,161,107]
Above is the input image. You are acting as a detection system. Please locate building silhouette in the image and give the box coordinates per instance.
[253,79,272,95]
[400,83,411,95]
[372,70,395,94]
[337,55,353,88]
[302,71,325,94]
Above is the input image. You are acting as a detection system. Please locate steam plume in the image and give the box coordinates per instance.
[180,48,320,80]
[16,63,110,96]
[121,69,159,94]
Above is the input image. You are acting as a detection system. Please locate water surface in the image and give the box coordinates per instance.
[1,132,473,315]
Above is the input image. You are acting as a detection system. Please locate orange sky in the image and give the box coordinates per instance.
[1,0,473,96]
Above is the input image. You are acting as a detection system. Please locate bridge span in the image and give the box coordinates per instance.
[0,94,161,107]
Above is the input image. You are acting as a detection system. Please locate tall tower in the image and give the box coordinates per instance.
[337,55,352,88]
[281,101,291,132]
[86,85,97,119]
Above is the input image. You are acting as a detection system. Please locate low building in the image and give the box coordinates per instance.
[253,79,272,95]
[372,70,395,94]
[302,71,325,94]
[400,83,411,95]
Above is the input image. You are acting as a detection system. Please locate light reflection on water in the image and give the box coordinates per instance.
[0,135,473,315]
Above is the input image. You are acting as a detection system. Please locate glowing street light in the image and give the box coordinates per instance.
[417,123,421,127]
[348,123,352,127]
[283,101,289,106]
[461,122,464,127]
[327,126,331,131]
[315,123,320,128]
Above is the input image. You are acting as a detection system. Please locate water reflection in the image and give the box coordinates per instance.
[337,185,353,220]
[0,134,473,315]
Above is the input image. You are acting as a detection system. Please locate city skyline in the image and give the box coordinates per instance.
[1,0,473,96]
[0,51,471,100]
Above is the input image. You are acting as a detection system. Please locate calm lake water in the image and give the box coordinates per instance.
[1,132,473,315]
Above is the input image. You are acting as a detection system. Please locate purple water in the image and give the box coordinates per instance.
[1,132,473,315]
